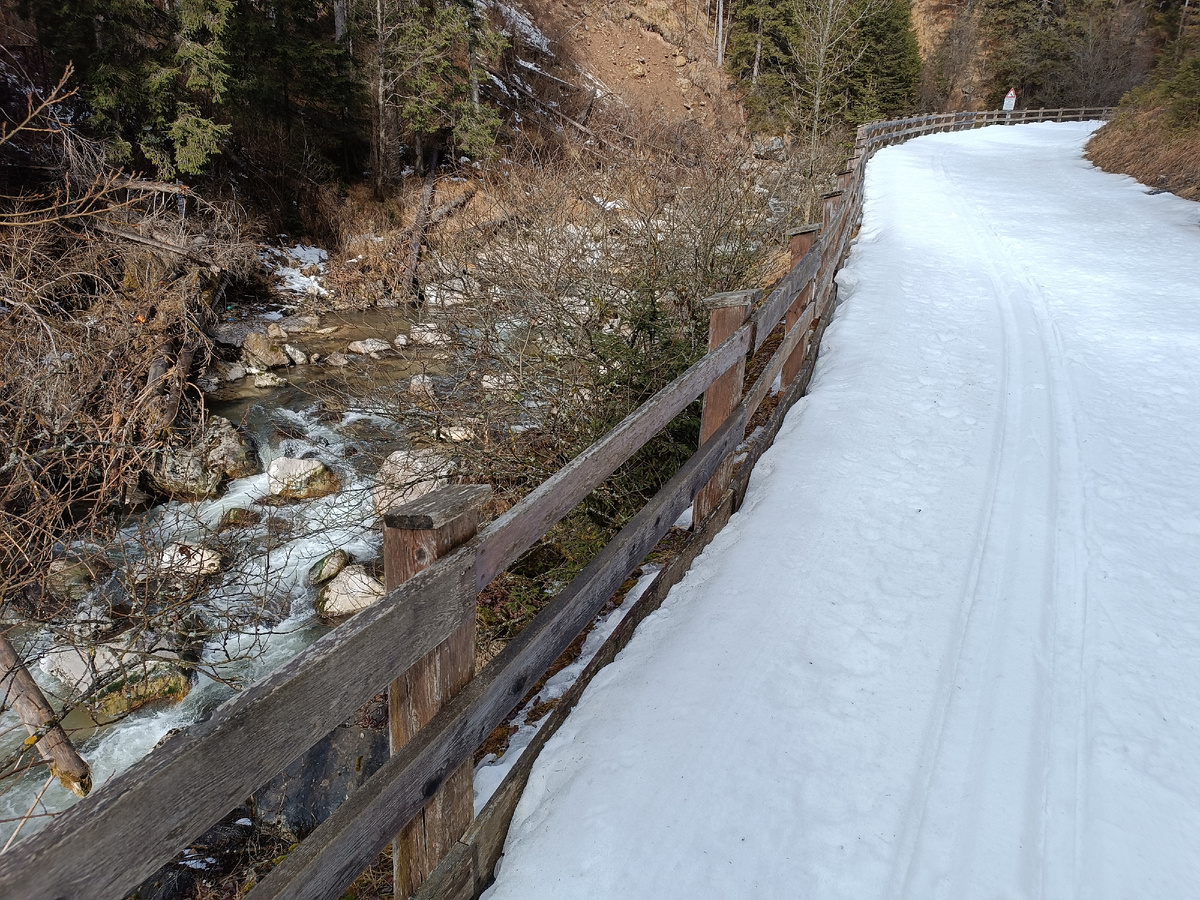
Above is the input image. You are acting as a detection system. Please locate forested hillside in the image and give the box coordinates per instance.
[1088,2,1200,197]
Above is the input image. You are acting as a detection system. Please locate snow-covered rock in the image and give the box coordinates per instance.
[267,457,340,500]
[315,565,385,617]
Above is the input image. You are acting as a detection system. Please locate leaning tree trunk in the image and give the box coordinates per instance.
[0,634,91,797]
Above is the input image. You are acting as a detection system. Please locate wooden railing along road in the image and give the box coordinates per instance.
[0,107,1112,900]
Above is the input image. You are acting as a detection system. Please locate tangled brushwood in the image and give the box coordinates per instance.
[0,66,257,636]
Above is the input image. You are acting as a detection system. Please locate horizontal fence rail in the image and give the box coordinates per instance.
[0,107,1113,900]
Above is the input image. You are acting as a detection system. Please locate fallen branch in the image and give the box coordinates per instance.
[91,221,220,273]
[0,634,91,797]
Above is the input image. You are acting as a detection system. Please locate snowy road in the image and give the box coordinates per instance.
[480,123,1200,899]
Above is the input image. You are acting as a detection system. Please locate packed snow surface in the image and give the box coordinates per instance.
[481,123,1200,899]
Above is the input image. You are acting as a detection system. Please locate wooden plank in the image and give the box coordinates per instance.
[414,491,740,900]
[0,546,479,900]
[694,293,754,525]
[383,485,493,534]
[385,486,491,898]
[248,407,749,900]
[745,299,816,421]
[474,322,753,590]
[733,293,837,512]
[751,235,823,352]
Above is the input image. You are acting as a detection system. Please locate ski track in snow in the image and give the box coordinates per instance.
[479,123,1200,899]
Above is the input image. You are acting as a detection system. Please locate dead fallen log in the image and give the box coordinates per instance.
[0,634,91,797]
[92,221,220,273]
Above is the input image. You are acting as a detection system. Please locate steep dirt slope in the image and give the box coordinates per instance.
[488,0,745,135]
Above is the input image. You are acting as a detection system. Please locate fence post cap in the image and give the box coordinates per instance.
[702,289,761,310]
[787,223,821,236]
[383,483,493,530]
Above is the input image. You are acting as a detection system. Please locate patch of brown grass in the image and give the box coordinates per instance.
[1087,107,1200,200]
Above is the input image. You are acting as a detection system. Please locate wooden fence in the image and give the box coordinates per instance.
[0,107,1112,900]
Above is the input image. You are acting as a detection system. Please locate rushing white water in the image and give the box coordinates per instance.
[0,397,395,845]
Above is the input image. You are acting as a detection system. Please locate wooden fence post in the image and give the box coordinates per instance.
[693,290,757,526]
[786,223,820,268]
[384,483,491,899]
[783,224,820,387]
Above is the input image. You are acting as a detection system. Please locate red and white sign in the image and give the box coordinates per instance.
[1003,89,1017,112]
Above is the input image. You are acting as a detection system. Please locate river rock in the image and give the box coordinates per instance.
[437,425,475,443]
[148,418,258,499]
[252,703,387,835]
[146,449,222,500]
[753,135,786,160]
[217,507,262,531]
[306,549,350,586]
[347,338,392,356]
[407,324,451,347]
[315,565,385,617]
[409,374,435,399]
[212,360,247,382]
[254,372,288,388]
[481,373,519,392]
[325,352,350,367]
[46,558,103,603]
[371,449,451,515]
[209,321,256,348]
[393,333,409,348]
[136,543,223,584]
[206,417,259,479]
[267,457,340,500]
[284,344,308,366]
[243,331,290,369]
[266,322,288,340]
[279,314,321,333]
[41,637,192,715]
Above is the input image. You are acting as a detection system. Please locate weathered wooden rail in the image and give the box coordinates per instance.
[0,107,1112,900]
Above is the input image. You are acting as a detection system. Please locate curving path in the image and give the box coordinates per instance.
[479,123,1200,899]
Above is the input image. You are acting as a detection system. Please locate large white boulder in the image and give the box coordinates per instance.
[315,565,385,617]
[136,542,223,583]
[267,457,340,500]
[371,449,451,515]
